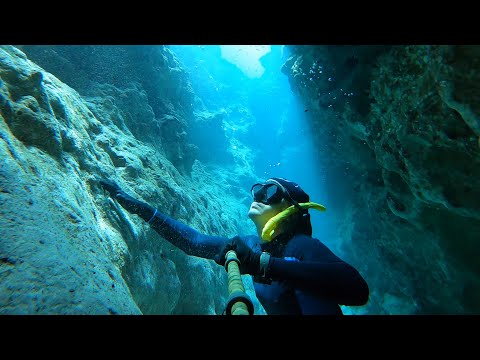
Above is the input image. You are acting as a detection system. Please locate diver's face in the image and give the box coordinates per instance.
[249,181,290,226]
[248,200,288,224]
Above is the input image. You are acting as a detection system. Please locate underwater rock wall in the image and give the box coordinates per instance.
[18,45,199,175]
[19,45,260,202]
[0,45,265,314]
[283,45,480,314]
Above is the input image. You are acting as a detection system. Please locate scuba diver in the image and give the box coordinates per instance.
[99,177,369,315]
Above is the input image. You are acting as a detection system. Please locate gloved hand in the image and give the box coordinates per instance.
[99,179,122,198]
[99,178,152,218]
[215,236,261,275]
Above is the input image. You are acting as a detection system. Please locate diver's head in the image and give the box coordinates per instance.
[248,177,313,239]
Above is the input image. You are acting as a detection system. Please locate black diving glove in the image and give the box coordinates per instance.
[99,178,136,204]
[99,179,122,197]
[99,179,157,222]
[99,179,137,208]
[215,236,261,275]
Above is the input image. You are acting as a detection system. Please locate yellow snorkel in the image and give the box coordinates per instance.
[261,202,327,242]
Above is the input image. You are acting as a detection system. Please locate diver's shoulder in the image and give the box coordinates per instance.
[290,233,318,245]
[288,233,331,258]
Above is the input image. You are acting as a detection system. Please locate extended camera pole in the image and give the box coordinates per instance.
[224,250,254,315]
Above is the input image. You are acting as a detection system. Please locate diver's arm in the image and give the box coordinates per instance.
[149,208,227,260]
[267,258,369,306]
[216,235,369,306]
[100,180,226,260]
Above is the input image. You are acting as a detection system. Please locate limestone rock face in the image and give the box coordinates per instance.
[19,45,198,175]
[283,45,480,314]
[0,46,265,315]
[0,46,141,314]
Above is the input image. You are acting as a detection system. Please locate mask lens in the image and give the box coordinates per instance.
[251,184,282,205]
[252,184,267,203]
[266,185,278,200]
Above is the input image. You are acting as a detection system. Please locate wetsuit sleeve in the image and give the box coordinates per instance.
[115,191,227,260]
[267,258,369,306]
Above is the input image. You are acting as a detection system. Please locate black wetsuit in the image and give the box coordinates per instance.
[115,193,369,315]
